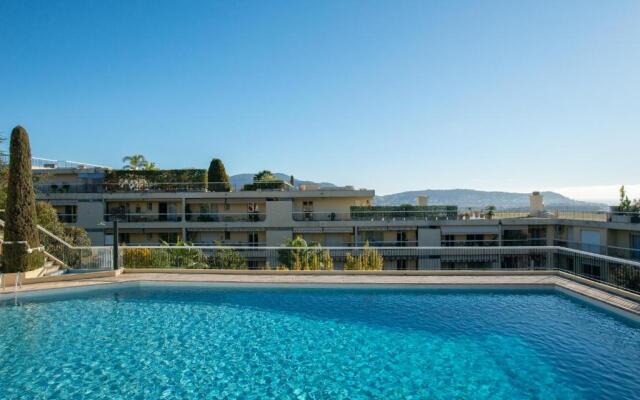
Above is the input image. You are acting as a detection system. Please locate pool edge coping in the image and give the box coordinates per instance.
[1,272,639,317]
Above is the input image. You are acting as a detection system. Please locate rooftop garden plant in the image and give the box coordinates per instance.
[207,158,231,192]
[243,170,286,191]
[104,169,207,192]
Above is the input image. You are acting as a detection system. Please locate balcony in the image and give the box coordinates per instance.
[441,238,548,247]
[185,212,266,223]
[292,210,459,222]
[105,213,183,223]
[103,212,267,223]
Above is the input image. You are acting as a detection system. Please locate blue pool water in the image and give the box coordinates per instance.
[1,284,639,399]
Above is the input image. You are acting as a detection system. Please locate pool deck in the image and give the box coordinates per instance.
[1,271,640,316]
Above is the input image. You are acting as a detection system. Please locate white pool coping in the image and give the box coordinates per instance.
[1,271,639,317]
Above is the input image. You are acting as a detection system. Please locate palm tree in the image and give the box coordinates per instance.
[142,161,158,171]
[122,154,148,170]
[484,205,496,220]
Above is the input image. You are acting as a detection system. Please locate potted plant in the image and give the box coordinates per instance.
[611,186,638,223]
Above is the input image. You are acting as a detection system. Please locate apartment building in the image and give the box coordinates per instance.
[32,160,640,270]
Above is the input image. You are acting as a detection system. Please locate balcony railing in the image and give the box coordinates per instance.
[105,213,183,223]
[34,180,297,194]
[185,212,266,222]
[293,211,458,222]
[104,212,267,223]
[554,240,640,261]
[441,238,548,247]
[117,245,640,294]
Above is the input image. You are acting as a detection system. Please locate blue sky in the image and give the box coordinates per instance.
[1,1,639,200]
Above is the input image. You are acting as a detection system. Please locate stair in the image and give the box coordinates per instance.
[42,257,61,276]
[40,253,66,277]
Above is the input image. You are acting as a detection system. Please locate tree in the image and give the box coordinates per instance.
[122,154,149,170]
[36,202,90,246]
[207,158,231,192]
[619,186,632,211]
[254,170,277,182]
[142,161,158,171]
[0,137,7,210]
[484,205,496,219]
[289,175,295,186]
[2,126,44,272]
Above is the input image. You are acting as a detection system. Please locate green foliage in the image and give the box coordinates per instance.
[484,205,497,218]
[122,241,207,268]
[35,202,91,246]
[122,247,170,268]
[2,126,43,272]
[207,244,247,269]
[243,170,285,191]
[254,170,277,182]
[617,186,639,213]
[122,154,155,170]
[207,159,231,192]
[143,162,158,171]
[344,243,384,271]
[164,240,208,268]
[277,236,334,270]
[104,169,206,191]
[619,186,632,211]
[0,137,7,210]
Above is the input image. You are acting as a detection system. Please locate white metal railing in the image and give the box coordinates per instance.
[0,216,113,270]
[115,244,640,294]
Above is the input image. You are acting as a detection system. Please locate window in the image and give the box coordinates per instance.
[396,232,408,246]
[159,233,178,244]
[466,234,484,246]
[443,234,455,247]
[224,231,231,241]
[303,201,314,220]
[147,202,153,211]
[632,234,640,260]
[224,203,231,211]
[118,233,130,244]
[248,232,259,246]
[396,259,408,270]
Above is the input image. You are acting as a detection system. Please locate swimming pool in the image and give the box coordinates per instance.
[1,284,639,399]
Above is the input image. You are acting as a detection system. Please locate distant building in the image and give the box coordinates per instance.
[32,158,640,270]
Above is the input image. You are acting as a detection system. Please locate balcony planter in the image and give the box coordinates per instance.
[609,206,638,223]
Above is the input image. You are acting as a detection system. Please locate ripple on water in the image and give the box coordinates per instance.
[0,286,639,399]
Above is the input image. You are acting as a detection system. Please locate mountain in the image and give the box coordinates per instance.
[229,173,336,188]
[230,173,607,210]
[374,189,608,210]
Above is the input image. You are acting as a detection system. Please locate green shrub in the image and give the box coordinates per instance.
[277,237,333,270]
[207,245,247,269]
[344,243,384,271]
[104,169,206,192]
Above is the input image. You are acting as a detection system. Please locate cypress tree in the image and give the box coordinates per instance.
[2,126,43,272]
[207,159,230,192]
